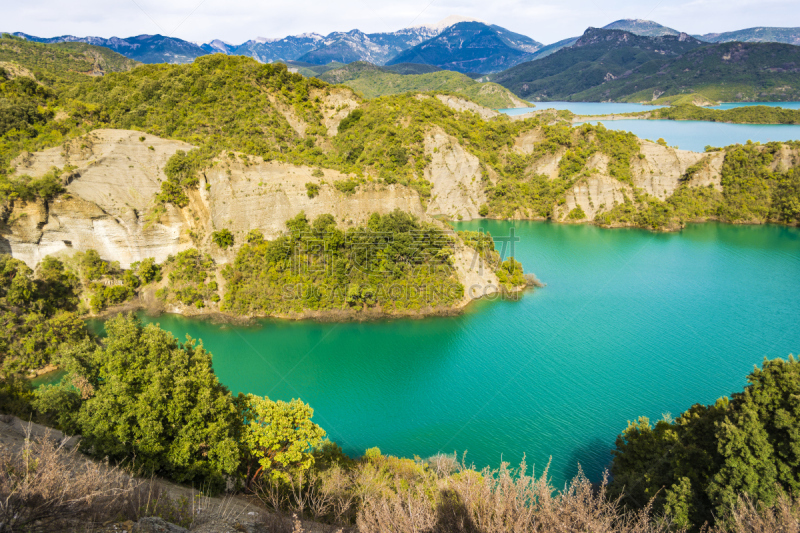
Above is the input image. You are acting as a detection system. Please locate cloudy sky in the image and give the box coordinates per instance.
[4,0,799,45]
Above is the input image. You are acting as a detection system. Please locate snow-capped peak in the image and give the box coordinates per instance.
[413,15,485,32]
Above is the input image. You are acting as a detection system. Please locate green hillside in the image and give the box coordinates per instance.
[645,104,800,124]
[576,41,800,102]
[492,28,704,100]
[0,34,138,85]
[494,28,800,102]
[1,39,798,236]
[319,61,530,109]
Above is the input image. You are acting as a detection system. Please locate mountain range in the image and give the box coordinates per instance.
[7,18,800,72]
[492,27,800,102]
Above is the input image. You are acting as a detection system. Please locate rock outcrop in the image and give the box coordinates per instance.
[435,94,500,119]
[313,87,361,136]
[631,140,723,199]
[197,154,426,242]
[423,127,487,220]
[555,175,634,221]
[4,130,194,267]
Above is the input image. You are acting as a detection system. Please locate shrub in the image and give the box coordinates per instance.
[212,228,234,249]
[567,206,586,220]
[305,182,320,198]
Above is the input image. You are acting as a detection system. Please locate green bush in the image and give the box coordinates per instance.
[610,356,800,528]
[567,206,586,220]
[212,228,234,249]
[305,182,320,198]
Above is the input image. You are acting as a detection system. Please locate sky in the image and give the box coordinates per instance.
[3,0,799,45]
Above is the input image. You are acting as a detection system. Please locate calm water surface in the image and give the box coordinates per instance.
[499,102,800,151]
[499,101,800,115]
[577,119,800,152]
[500,101,668,115]
[110,222,800,488]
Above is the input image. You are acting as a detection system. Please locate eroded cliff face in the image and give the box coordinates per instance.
[1,131,433,269]
[4,129,194,268]
[423,127,487,220]
[631,141,723,200]
[555,175,634,221]
[195,154,427,244]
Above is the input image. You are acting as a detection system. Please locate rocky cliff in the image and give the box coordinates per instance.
[1,130,431,269]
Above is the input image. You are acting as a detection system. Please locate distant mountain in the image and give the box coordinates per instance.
[386,21,543,74]
[524,20,681,62]
[602,19,681,37]
[224,34,324,63]
[317,61,530,108]
[492,27,704,100]
[523,36,580,61]
[575,41,800,102]
[12,33,206,64]
[697,27,800,46]
[296,27,439,65]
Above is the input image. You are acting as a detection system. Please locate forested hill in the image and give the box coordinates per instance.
[493,27,800,102]
[0,34,138,83]
[491,27,704,100]
[317,61,530,108]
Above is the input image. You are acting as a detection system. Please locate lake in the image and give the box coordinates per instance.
[115,221,800,488]
[499,101,800,152]
[576,119,800,152]
[499,101,800,115]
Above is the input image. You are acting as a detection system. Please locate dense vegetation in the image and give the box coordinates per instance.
[647,104,800,125]
[2,40,798,235]
[492,28,703,101]
[493,28,800,102]
[0,255,86,375]
[319,61,529,109]
[0,35,137,174]
[222,210,464,315]
[610,356,800,530]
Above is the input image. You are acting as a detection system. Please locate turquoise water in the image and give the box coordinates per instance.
[117,222,800,488]
[500,102,667,115]
[713,102,800,110]
[499,101,800,115]
[577,119,800,152]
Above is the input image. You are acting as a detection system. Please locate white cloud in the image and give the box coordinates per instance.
[1,0,797,45]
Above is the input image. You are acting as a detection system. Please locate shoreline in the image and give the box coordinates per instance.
[88,283,534,327]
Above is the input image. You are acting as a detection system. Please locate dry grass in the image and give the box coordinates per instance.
[710,494,800,533]
[0,425,144,532]
[356,461,675,533]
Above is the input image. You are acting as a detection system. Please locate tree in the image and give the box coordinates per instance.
[212,228,235,249]
[75,314,241,489]
[610,356,800,529]
[242,394,326,484]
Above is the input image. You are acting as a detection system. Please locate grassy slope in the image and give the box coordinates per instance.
[320,62,530,109]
